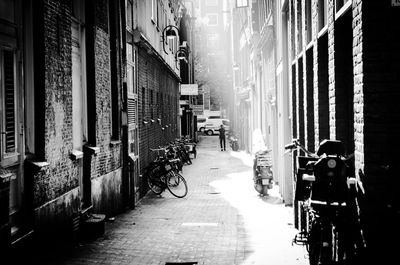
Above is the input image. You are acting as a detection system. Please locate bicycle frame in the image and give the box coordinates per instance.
[286,139,366,265]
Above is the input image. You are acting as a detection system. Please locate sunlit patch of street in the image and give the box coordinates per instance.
[209,163,308,265]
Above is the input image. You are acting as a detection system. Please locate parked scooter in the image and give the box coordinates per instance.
[228,131,239,151]
[253,149,273,196]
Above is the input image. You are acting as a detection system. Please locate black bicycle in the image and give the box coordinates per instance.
[285,139,366,265]
[144,148,188,198]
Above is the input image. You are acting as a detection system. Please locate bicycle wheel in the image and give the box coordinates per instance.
[308,218,336,265]
[308,219,322,265]
[147,174,164,195]
[166,171,188,198]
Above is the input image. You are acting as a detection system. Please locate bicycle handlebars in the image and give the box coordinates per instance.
[284,139,319,158]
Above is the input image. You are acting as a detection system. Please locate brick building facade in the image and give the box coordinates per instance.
[287,0,400,262]
[0,0,187,255]
[0,0,127,253]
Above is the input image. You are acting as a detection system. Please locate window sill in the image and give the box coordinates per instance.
[0,172,15,184]
[83,145,100,156]
[25,158,49,172]
[306,41,314,51]
[317,25,328,39]
[335,1,352,21]
[110,140,122,148]
[70,150,84,161]
[1,152,20,168]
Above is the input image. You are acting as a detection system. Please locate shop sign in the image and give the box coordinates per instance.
[236,0,249,8]
[179,100,189,105]
[393,0,400,6]
[192,105,204,115]
[180,84,198,95]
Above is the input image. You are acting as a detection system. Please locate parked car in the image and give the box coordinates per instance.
[197,117,207,132]
[204,119,230,136]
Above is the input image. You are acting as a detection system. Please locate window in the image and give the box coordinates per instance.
[335,0,350,12]
[297,0,303,51]
[207,34,218,48]
[126,0,133,30]
[258,0,272,26]
[71,19,87,150]
[318,0,328,32]
[206,13,218,26]
[305,0,312,43]
[0,49,18,163]
[0,0,15,23]
[151,0,156,23]
[265,0,272,19]
[164,9,167,33]
[127,44,135,94]
[126,43,138,156]
[157,0,163,29]
[205,0,217,6]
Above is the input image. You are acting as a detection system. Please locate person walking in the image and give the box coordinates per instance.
[218,125,226,151]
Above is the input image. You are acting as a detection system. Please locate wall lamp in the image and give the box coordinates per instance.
[177,41,190,62]
[162,25,179,55]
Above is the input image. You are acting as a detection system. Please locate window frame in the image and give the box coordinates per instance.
[335,0,352,20]
[206,13,218,26]
[156,0,163,30]
[206,33,219,48]
[305,0,312,44]
[71,0,87,150]
[205,0,218,6]
[0,48,20,167]
[318,0,328,33]
[126,0,133,32]
[151,0,158,25]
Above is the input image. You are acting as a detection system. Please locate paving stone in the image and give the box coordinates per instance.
[28,135,309,265]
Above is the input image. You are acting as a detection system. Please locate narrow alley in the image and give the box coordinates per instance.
[25,135,308,265]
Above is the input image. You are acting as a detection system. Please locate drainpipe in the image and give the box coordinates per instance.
[119,0,132,209]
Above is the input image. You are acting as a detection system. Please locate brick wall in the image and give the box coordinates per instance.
[327,0,336,139]
[305,48,315,153]
[37,0,78,206]
[92,27,121,178]
[353,0,364,176]
[355,1,400,262]
[33,0,122,226]
[288,0,400,261]
[138,48,179,197]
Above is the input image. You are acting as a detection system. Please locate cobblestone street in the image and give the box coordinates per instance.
[27,135,309,265]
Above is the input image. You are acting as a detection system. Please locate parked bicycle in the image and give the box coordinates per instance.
[285,139,366,265]
[144,148,188,198]
[170,138,193,165]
